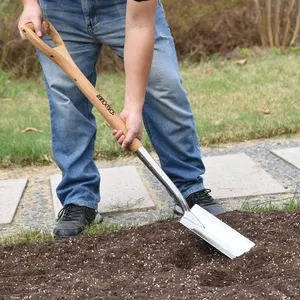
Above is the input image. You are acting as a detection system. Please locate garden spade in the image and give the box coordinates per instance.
[21,21,255,259]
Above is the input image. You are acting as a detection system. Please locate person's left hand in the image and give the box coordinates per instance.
[112,108,143,151]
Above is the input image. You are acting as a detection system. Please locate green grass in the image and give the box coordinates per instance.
[240,192,300,213]
[183,50,300,145]
[0,72,51,166]
[85,222,125,235]
[1,50,300,166]
[0,229,53,247]
[0,223,125,247]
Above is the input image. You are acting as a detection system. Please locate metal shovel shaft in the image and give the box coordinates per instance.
[136,146,191,212]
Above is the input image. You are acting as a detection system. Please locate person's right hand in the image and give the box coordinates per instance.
[18,0,48,39]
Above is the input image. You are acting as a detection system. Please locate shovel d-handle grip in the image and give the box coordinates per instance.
[20,20,142,152]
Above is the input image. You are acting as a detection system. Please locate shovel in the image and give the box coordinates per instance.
[21,20,255,259]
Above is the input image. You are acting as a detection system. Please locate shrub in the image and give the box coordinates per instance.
[254,0,300,48]
[1,0,300,78]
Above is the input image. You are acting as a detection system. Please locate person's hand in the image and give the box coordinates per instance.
[18,0,48,39]
[112,108,143,151]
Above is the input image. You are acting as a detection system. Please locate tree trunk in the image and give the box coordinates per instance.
[265,0,274,47]
[290,0,300,45]
[254,0,267,46]
[283,0,296,48]
[274,0,281,47]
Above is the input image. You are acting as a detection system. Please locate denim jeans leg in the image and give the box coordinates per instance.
[145,6,206,198]
[95,1,206,198]
[38,1,102,209]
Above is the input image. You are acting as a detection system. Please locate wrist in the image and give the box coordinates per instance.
[22,0,39,6]
[124,97,144,113]
[124,105,143,114]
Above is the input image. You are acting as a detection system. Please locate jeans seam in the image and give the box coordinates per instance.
[92,16,126,29]
[142,109,154,144]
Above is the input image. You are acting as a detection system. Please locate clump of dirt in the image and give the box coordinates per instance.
[1,211,300,299]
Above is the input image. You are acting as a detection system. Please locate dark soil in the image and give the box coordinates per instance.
[1,211,300,300]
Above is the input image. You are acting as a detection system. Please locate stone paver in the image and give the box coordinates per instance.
[50,166,155,217]
[0,178,28,224]
[203,153,286,199]
[3,138,300,237]
[271,147,300,170]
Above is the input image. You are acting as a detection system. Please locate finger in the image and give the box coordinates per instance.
[112,129,117,135]
[122,131,135,150]
[118,135,125,145]
[114,130,123,137]
[41,20,48,36]
[113,130,123,140]
[32,17,42,37]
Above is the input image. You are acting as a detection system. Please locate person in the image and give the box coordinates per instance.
[18,0,224,239]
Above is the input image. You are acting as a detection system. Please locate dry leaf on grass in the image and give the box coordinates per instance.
[20,127,43,133]
[215,119,223,125]
[236,59,248,65]
[256,108,270,115]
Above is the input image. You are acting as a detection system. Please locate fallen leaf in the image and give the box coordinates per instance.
[21,127,43,133]
[257,108,270,115]
[215,119,223,125]
[236,59,248,65]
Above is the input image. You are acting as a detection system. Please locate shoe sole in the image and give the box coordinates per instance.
[53,211,103,239]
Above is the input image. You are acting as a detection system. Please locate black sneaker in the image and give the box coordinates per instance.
[53,204,103,238]
[174,189,224,216]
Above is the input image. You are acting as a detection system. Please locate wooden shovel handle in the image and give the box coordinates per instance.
[20,20,143,152]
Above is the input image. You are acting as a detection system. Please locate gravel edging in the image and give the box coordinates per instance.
[1,137,300,238]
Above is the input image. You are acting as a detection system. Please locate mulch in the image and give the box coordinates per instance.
[1,210,300,300]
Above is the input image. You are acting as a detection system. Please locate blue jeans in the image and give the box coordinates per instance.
[38,0,206,209]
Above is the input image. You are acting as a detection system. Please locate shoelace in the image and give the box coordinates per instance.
[187,189,216,206]
[57,204,84,221]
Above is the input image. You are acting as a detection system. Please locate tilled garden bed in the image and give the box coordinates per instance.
[1,211,300,299]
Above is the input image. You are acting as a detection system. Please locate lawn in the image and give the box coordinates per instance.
[1,50,300,166]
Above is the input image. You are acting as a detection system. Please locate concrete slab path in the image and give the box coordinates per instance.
[50,166,155,218]
[203,153,286,199]
[1,137,300,237]
[0,179,28,224]
[271,147,300,170]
